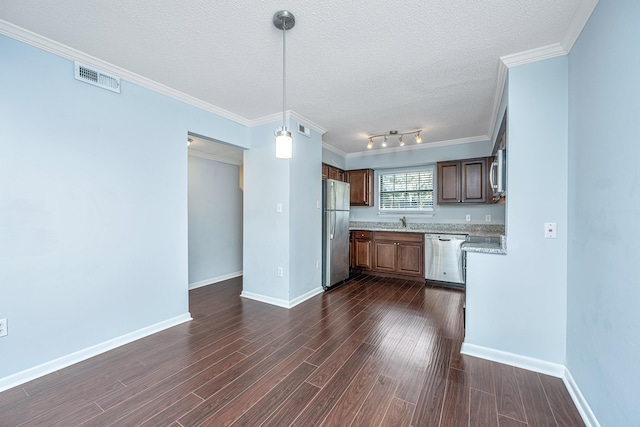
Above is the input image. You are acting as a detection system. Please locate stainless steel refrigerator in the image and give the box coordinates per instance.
[322,179,350,290]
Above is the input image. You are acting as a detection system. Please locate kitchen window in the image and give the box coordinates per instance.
[379,167,434,213]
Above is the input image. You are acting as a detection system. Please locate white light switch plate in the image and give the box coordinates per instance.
[545,222,557,238]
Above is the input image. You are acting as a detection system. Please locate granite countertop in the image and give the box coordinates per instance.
[462,235,507,255]
[349,221,507,254]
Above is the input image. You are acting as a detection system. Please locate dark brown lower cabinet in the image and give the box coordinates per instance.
[354,234,373,270]
[351,231,372,271]
[371,231,424,278]
[351,230,424,279]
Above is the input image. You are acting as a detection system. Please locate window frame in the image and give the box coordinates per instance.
[377,165,435,215]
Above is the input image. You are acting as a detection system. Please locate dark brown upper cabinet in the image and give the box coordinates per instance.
[437,157,488,204]
[347,169,374,206]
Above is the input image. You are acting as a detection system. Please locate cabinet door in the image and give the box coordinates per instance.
[461,158,487,203]
[437,161,461,203]
[348,169,374,206]
[350,233,355,269]
[373,241,397,272]
[322,163,329,180]
[328,166,340,181]
[397,242,423,276]
[354,239,372,269]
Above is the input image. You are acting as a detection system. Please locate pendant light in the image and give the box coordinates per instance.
[273,10,295,159]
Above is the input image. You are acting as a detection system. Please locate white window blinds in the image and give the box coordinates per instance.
[379,168,434,211]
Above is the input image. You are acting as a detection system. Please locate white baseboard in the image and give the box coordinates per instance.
[461,342,600,427]
[289,286,325,308]
[240,286,324,309]
[563,367,601,427]
[189,271,242,290]
[0,313,192,393]
[240,291,290,308]
[461,342,565,377]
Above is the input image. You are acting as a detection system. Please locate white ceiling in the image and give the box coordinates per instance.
[0,1,597,156]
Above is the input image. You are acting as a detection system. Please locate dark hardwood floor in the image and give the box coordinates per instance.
[0,275,584,426]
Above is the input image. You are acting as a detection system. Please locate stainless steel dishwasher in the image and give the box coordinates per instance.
[424,234,467,287]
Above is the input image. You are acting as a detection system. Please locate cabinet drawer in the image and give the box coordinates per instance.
[352,230,372,239]
[373,231,423,243]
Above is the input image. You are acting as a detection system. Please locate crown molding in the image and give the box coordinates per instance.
[248,111,287,128]
[289,111,328,135]
[322,142,348,157]
[249,110,328,135]
[486,61,509,143]
[0,19,252,127]
[501,43,568,69]
[563,0,599,52]
[188,148,243,166]
[344,135,489,158]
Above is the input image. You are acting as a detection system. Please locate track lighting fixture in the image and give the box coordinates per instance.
[366,129,423,149]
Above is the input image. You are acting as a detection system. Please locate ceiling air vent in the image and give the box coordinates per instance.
[74,61,121,93]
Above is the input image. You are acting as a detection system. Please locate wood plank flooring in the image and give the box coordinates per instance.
[0,275,585,426]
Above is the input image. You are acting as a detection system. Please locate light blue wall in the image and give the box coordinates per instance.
[321,148,346,170]
[465,56,569,364]
[0,35,249,381]
[567,1,640,425]
[345,141,506,225]
[290,119,323,299]
[243,122,291,301]
[243,119,323,304]
[188,155,243,285]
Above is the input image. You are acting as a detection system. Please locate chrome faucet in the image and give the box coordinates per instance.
[400,216,407,228]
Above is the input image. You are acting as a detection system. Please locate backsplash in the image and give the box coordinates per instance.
[350,221,505,236]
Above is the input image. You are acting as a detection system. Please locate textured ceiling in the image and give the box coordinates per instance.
[0,1,593,155]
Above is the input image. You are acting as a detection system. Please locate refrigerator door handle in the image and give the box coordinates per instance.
[330,211,335,240]
[332,181,337,211]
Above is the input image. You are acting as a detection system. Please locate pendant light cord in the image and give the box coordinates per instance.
[282,17,287,130]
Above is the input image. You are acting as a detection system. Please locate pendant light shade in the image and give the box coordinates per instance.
[275,129,293,158]
[274,10,295,159]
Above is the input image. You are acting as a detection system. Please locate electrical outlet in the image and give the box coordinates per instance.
[465,214,471,222]
[276,203,283,213]
[277,267,284,277]
[0,318,7,337]
[485,214,491,222]
[316,260,321,269]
